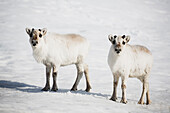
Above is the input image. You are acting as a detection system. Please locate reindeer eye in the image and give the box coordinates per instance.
[39,34,42,38]
[122,41,125,45]
[122,35,125,39]
[114,35,117,38]
[112,40,116,44]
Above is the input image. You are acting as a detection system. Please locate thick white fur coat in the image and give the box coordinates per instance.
[32,33,89,67]
[108,44,153,79]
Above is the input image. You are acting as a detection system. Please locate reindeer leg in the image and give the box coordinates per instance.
[120,76,127,104]
[110,75,119,101]
[71,63,83,91]
[84,64,91,92]
[138,77,148,105]
[51,66,59,92]
[42,66,51,91]
[146,87,151,105]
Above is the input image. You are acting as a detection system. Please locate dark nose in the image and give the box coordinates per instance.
[32,43,36,46]
[115,48,121,53]
[32,40,38,46]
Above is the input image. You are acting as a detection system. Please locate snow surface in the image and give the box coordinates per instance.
[0,0,170,113]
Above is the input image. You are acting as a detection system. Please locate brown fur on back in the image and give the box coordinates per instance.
[65,34,85,42]
[128,45,152,55]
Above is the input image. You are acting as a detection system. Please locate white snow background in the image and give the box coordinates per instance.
[0,0,170,113]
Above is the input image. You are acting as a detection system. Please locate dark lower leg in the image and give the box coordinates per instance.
[146,85,151,105]
[110,76,119,101]
[42,67,51,91]
[110,81,118,101]
[120,81,127,104]
[84,66,91,92]
[71,72,83,91]
[138,82,148,104]
[51,72,58,91]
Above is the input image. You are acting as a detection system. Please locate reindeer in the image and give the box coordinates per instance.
[107,35,153,105]
[25,28,91,92]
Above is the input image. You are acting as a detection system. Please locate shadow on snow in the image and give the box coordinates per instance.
[0,80,42,93]
[0,80,110,98]
[58,89,110,98]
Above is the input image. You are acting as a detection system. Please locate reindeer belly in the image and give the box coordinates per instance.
[129,66,147,78]
[60,60,77,66]
[60,55,79,66]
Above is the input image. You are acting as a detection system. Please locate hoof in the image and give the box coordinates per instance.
[51,87,58,92]
[85,85,92,92]
[85,88,90,92]
[138,101,144,105]
[51,84,58,92]
[120,99,127,104]
[41,87,50,91]
[110,97,117,101]
[146,100,151,105]
[71,88,77,91]
[85,87,91,92]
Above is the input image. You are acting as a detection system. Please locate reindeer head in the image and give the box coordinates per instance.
[108,34,130,54]
[25,28,47,47]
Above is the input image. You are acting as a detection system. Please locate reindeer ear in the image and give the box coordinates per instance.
[25,28,31,35]
[108,34,117,44]
[125,35,130,43]
[42,28,47,36]
[108,34,114,42]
